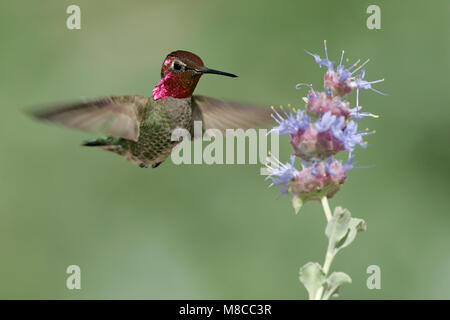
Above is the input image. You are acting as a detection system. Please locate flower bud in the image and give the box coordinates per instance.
[266,155,354,206]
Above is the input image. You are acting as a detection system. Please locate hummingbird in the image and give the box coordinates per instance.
[32,50,271,168]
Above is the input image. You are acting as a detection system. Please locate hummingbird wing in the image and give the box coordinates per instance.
[31,95,150,142]
[191,95,271,134]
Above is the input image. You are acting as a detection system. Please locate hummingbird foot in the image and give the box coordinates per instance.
[139,163,148,168]
[152,162,162,169]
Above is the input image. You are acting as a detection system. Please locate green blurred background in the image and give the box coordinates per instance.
[0,0,449,299]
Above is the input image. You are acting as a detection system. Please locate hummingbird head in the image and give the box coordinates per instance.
[152,50,237,100]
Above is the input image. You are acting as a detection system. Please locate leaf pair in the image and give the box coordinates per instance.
[299,262,352,300]
[298,206,366,299]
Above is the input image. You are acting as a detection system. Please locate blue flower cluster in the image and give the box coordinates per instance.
[266,42,383,206]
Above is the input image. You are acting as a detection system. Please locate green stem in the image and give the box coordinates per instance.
[313,197,335,300]
[321,196,332,222]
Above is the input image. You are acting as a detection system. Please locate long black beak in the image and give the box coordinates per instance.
[200,67,237,78]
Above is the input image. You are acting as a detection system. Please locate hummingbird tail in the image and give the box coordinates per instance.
[82,137,128,157]
[82,137,119,147]
[82,139,105,147]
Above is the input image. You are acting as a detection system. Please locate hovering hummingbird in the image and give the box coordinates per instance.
[32,50,271,168]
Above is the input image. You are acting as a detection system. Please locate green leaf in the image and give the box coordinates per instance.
[322,272,352,300]
[325,207,351,245]
[325,206,366,253]
[299,262,325,300]
[292,196,303,214]
[339,216,366,250]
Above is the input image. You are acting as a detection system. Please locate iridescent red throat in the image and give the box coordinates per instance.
[152,72,200,100]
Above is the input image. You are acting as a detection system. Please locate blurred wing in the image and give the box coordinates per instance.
[31,95,150,141]
[192,95,271,133]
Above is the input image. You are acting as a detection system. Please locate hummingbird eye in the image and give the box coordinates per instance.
[172,61,184,72]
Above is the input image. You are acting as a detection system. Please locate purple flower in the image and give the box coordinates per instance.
[266,154,299,190]
[350,70,385,94]
[264,42,382,211]
[285,112,371,160]
[350,106,379,119]
[315,111,337,132]
[331,119,375,153]
[342,121,365,151]
[343,155,355,171]
[269,107,310,135]
[324,156,336,175]
[305,41,385,100]
[304,40,335,71]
